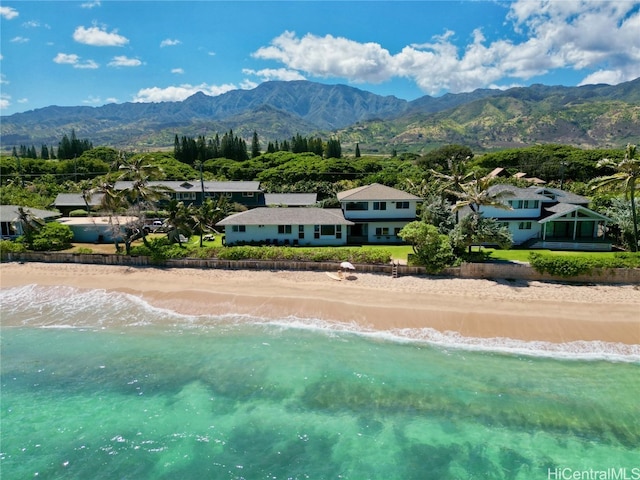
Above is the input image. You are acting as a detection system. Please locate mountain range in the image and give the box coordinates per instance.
[2,78,639,154]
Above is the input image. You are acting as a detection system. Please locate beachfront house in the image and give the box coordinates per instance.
[0,205,62,239]
[264,193,318,207]
[216,207,353,246]
[56,216,137,243]
[52,193,104,216]
[113,180,265,208]
[337,183,422,244]
[472,185,612,251]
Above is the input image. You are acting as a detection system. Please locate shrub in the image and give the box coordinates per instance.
[69,209,90,217]
[529,252,640,277]
[75,247,93,254]
[0,239,27,259]
[30,222,74,251]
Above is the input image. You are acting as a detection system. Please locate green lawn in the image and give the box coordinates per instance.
[482,248,628,262]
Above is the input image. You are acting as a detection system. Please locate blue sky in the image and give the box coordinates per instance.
[1,1,639,115]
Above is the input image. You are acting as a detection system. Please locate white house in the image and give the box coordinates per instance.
[0,205,61,239]
[216,207,353,246]
[56,216,137,243]
[337,183,422,244]
[476,185,612,251]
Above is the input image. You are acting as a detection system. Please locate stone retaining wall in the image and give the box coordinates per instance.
[3,252,638,284]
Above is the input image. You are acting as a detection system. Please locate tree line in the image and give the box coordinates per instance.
[11,129,93,161]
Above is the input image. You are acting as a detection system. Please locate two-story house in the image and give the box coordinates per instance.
[113,180,265,208]
[476,185,612,251]
[337,183,422,244]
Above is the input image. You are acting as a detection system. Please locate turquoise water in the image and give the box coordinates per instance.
[1,285,639,479]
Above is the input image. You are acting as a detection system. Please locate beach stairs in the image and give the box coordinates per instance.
[391,262,399,279]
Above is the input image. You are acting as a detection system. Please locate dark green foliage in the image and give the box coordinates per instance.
[449,214,513,254]
[473,144,622,183]
[195,246,392,264]
[0,239,27,257]
[528,252,640,277]
[57,129,93,160]
[325,138,342,159]
[398,222,455,273]
[30,222,74,251]
[418,144,474,171]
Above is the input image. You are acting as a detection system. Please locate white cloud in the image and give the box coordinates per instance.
[11,36,29,44]
[105,97,118,104]
[160,38,181,47]
[0,73,7,84]
[133,83,239,103]
[0,94,10,110]
[0,6,18,20]
[18,97,28,104]
[81,1,101,9]
[53,52,98,69]
[253,1,640,94]
[171,68,184,74]
[83,95,103,105]
[73,25,128,47]
[243,68,306,82]
[108,55,142,67]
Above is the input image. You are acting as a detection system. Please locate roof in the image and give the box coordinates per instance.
[216,208,353,226]
[0,205,61,222]
[337,183,421,202]
[539,204,611,223]
[264,193,318,206]
[53,193,104,207]
[529,187,589,205]
[487,184,549,201]
[114,180,262,193]
[57,216,137,226]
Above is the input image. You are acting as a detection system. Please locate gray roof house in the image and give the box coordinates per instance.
[114,180,265,208]
[0,205,62,239]
[337,183,422,244]
[53,193,104,216]
[467,184,612,251]
[264,193,318,207]
[216,207,353,246]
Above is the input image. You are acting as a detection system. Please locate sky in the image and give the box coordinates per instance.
[1,0,640,116]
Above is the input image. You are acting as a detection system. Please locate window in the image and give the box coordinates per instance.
[509,200,523,209]
[177,192,196,201]
[278,225,292,234]
[314,225,320,239]
[242,192,254,197]
[345,202,368,211]
[518,222,532,230]
[394,227,402,236]
[375,227,390,236]
[396,201,409,209]
[336,225,342,239]
[523,200,539,209]
[232,225,246,232]
[298,225,305,239]
[373,201,387,211]
[321,225,335,236]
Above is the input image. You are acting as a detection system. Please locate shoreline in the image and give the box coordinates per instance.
[1,262,639,347]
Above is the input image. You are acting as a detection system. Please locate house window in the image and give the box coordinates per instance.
[375,227,390,236]
[278,225,292,234]
[500,222,510,229]
[321,225,335,236]
[314,225,320,239]
[394,227,402,237]
[336,225,342,239]
[298,225,304,239]
[522,200,539,209]
[518,222,532,230]
[373,201,387,211]
[396,201,409,209]
[345,202,368,211]
[509,200,524,209]
[177,192,196,201]
[232,225,246,232]
[242,192,254,197]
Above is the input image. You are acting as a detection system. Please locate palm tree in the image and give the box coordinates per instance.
[13,207,45,247]
[590,144,639,251]
[89,181,126,252]
[117,155,170,247]
[448,174,513,253]
[449,173,513,215]
[191,197,231,247]
[164,200,192,246]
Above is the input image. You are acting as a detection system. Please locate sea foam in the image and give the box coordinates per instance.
[1,285,638,363]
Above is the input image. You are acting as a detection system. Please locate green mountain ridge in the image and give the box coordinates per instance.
[1,78,639,153]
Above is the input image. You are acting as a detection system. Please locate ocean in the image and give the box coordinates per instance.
[1,285,639,480]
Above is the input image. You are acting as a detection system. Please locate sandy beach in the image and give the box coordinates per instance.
[1,261,638,345]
